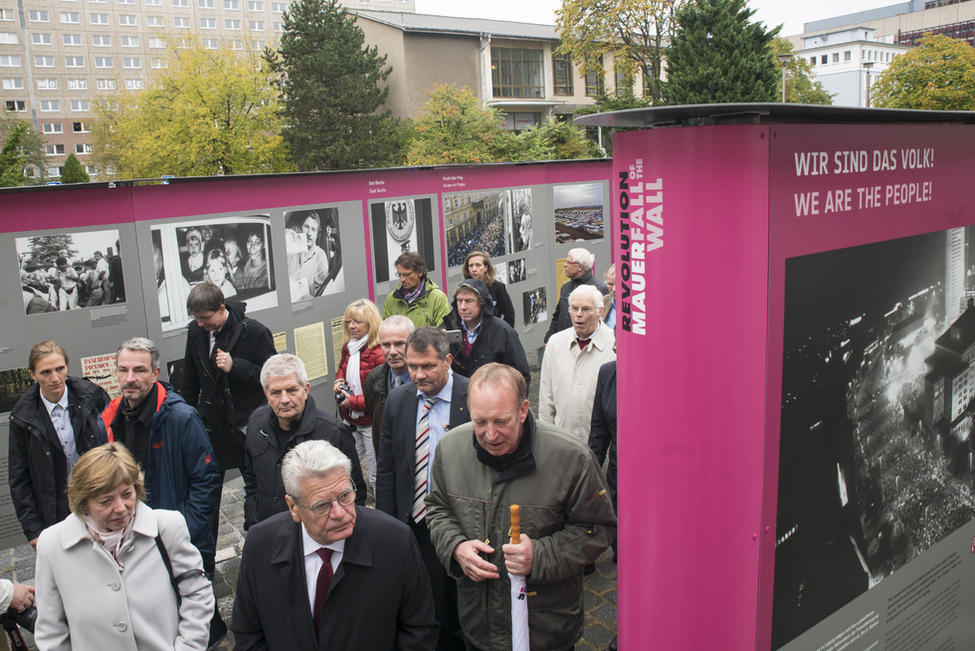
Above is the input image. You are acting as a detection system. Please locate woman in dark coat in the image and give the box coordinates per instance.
[462,251,515,327]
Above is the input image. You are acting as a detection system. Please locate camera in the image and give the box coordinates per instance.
[0,605,37,634]
[335,382,351,405]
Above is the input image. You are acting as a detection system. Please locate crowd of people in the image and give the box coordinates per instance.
[20,247,124,314]
[4,245,621,651]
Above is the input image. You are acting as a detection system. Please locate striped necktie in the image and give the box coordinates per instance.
[412,396,439,523]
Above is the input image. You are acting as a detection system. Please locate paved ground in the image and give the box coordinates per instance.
[0,350,618,650]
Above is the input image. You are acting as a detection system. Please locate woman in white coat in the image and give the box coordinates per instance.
[34,442,214,651]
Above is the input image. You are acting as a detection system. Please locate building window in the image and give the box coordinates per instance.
[226,18,240,29]
[272,21,283,31]
[43,122,63,133]
[123,57,141,68]
[173,16,189,27]
[229,40,242,50]
[844,50,852,61]
[614,65,632,93]
[46,144,66,155]
[67,78,87,89]
[90,13,109,24]
[200,17,215,28]
[119,0,135,4]
[70,99,90,111]
[35,56,56,68]
[552,52,572,96]
[150,58,166,68]
[146,0,161,5]
[202,37,217,48]
[39,77,59,89]
[0,9,13,20]
[61,34,81,45]
[76,143,93,154]
[248,1,262,9]
[121,35,138,46]
[491,48,544,99]
[65,56,85,67]
[92,34,111,46]
[94,56,113,68]
[809,57,815,66]
[271,2,284,11]
[0,32,17,44]
[85,165,97,174]
[224,0,239,8]
[199,0,214,7]
[40,100,60,111]
[251,39,265,49]
[5,100,27,112]
[61,12,80,23]
[821,55,827,64]
[585,56,604,96]
[124,78,142,89]
[250,20,263,29]
[33,33,53,45]
[0,56,21,67]
[149,37,164,48]
[119,14,137,25]
[73,121,90,132]
[49,167,62,177]
[832,52,839,63]
[29,10,50,22]
[97,78,116,89]
[173,0,188,5]
[2,78,24,89]
[147,15,163,26]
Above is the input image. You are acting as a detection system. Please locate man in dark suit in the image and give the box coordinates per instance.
[231,439,438,650]
[377,327,470,651]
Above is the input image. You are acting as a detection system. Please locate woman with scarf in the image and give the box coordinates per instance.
[34,443,213,651]
[333,299,385,494]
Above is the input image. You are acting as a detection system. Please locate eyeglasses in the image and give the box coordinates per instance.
[290,486,356,518]
[397,271,418,279]
[568,306,595,315]
[193,311,219,324]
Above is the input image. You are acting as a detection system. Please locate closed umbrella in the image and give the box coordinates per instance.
[509,504,530,651]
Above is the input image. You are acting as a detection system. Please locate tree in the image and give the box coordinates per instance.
[92,36,292,180]
[1,117,45,187]
[557,0,684,105]
[60,153,90,184]
[266,0,399,170]
[871,33,975,110]
[25,235,77,268]
[574,90,651,156]
[405,84,510,165]
[506,119,606,161]
[664,0,779,105]
[772,38,834,105]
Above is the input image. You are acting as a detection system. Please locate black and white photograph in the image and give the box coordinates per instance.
[772,227,975,649]
[508,258,527,285]
[444,190,506,267]
[16,229,125,315]
[285,207,345,302]
[154,215,277,331]
[554,182,605,243]
[522,286,547,327]
[370,197,436,283]
[505,188,533,254]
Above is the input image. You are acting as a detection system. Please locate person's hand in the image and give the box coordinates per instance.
[28,537,38,551]
[213,349,233,373]
[502,534,533,576]
[338,390,351,410]
[10,584,34,612]
[453,540,499,582]
[333,378,345,392]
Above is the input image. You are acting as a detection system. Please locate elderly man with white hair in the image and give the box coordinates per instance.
[544,247,608,343]
[539,284,616,443]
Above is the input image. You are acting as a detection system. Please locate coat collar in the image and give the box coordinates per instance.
[268,507,373,569]
[59,501,157,550]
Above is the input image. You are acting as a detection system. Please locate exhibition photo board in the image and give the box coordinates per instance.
[613,116,975,650]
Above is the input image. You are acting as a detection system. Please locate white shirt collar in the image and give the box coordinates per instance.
[40,388,69,417]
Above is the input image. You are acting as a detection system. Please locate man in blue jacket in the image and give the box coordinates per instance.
[100,337,223,646]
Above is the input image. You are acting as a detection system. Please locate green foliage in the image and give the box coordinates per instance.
[557,0,685,105]
[505,119,605,161]
[266,0,397,170]
[0,116,45,187]
[871,34,975,110]
[664,0,779,105]
[60,153,90,184]
[405,84,509,165]
[772,38,834,105]
[92,36,292,179]
[574,90,651,157]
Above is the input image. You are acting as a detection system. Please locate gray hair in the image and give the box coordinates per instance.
[117,337,160,371]
[281,440,352,501]
[260,354,308,391]
[568,248,594,271]
[407,326,449,361]
[379,315,415,338]
[569,285,604,312]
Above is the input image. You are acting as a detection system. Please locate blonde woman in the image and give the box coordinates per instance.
[333,299,385,492]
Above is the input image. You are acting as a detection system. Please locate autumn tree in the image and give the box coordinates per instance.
[557,0,684,105]
[266,0,402,170]
[92,36,292,180]
[772,38,833,105]
[1,117,45,187]
[664,0,779,104]
[60,153,90,184]
[506,119,605,161]
[405,84,510,165]
[871,33,975,110]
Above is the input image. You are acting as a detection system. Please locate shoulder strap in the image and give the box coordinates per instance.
[154,534,182,608]
[224,317,250,354]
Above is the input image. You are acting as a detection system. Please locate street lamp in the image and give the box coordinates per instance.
[863,61,875,108]
[777,53,793,103]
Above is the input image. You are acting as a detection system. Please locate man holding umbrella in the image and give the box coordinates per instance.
[426,364,616,651]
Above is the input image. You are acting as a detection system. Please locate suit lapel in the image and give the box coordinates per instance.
[449,377,468,429]
[271,519,319,648]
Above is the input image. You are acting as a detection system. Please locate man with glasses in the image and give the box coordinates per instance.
[539,285,616,443]
[243,354,364,531]
[232,439,438,650]
[381,251,451,329]
[544,247,608,343]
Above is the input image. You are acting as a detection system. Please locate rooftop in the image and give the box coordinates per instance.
[354,10,559,40]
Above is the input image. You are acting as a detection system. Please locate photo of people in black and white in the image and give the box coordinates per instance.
[505,188,533,254]
[523,286,547,326]
[155,215,277,331]
[772,227,975,650]
[16,229,125,315]
[508,258,527,285]
[554,182,605,243]
[444,190,507,267]
[370,197,436,284]
[285,207,345,302]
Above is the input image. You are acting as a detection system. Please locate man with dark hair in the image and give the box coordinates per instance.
[544,247,608,343]
[243,354,365,530]
[441,279,530,388]
[381,251,451,329]
[9,341,109,548]
[377,327,469,650]
[427,363,616,651]
[363,315,415,459]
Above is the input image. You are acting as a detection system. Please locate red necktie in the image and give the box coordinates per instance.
[577,337,591,350]
[313,547,333,635]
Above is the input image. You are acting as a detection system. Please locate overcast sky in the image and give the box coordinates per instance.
[414,0,900,36]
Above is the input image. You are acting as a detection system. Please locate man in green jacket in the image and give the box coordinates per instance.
[381,251,451,329]
[426,363,616,651]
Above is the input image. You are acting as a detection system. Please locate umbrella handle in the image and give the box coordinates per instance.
[510,504,520,545]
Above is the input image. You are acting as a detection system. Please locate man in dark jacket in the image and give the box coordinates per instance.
[544,247,608,343]
[362,315,414,460]
[9,341,109,548]
[441,279,530,388]
[243,354,365,530]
